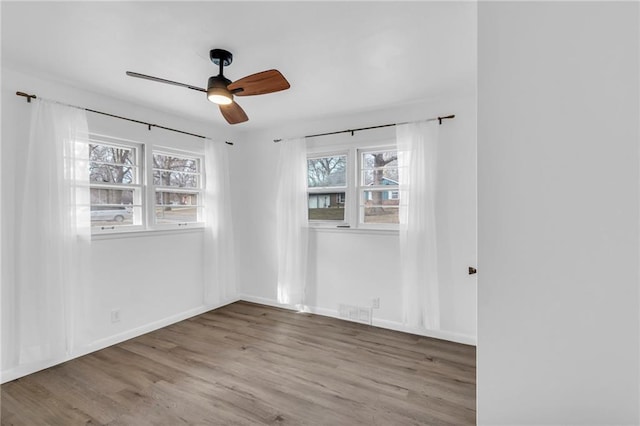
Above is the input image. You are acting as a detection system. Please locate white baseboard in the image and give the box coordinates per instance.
[237,294,477,346]
[2,295,475,383]
[83,299,239,353]
[1,299,239,384]
[372,318,476,346]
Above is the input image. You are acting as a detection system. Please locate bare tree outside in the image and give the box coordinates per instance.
[307,155,346,220]
[307,156,346,187]
[306,151,400,224]
[89,144,134,205]
[153,153,200,223]
[89,143,138,226]
[362,150,399,223]
[153,154,198,188]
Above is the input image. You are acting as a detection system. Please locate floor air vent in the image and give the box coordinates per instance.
[338,304,372,325]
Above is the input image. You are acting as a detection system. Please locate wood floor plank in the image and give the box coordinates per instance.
[2,301,476,425]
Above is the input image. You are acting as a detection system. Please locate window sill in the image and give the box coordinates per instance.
[91,225,205,241]
[308,226,399,236]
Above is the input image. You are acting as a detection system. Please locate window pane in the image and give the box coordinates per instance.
[90,164,136,184]
[91,205,136,226]
[361,150,398,169]
[362,190,399,224]
[155,192,199,223]
[155,206,198,223]
[153,154,198,173]
[361,150,399,185]
[155,192,199,206]
[362,190,400,205]
[362,167,399,186]
[89,144,135,165]
[308,192,345,221]
[91,188,135,205]
[91,188,137,227]
[362,206,399,224]
[307,155,346,187]
[153,170,199,188]
[153,153,202,225]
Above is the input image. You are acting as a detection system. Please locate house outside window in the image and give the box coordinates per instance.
[306,143,400,230]
[307,153,347,223]
[358,148,400,226]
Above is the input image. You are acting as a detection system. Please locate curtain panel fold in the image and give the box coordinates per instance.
[14,99,91,366]
[275,138,309,308]
[397,121,440,330]
[203,141,237,306]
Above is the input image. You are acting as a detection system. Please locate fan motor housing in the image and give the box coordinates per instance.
[207,75,231,91]
[207,75,234,104]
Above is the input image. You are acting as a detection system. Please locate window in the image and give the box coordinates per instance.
[89,135,204,234]
[152,151,203,226]
[358,149,399,226]
[307,153,347,222]
[306,144,399,229]
[89,140,142,231]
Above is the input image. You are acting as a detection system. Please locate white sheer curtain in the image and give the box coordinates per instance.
[203,140,236,305]
[397,121,440,330]
[14,99,90,365]
[275,138,308,308]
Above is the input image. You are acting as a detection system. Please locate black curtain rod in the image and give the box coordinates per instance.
[16,91,233,146]
[273,114,455,143]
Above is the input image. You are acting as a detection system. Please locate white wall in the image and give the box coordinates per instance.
[1,65,476,384]
[232,95,477,344]
[477,2,639,424]
[1,66,237,381]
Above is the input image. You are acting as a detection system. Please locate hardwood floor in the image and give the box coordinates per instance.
[1,301,476,425]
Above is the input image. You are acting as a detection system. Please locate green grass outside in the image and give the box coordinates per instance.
[308,208,345,220]
[309,207,398,224]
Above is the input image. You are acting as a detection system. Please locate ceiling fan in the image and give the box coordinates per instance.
[126,49,290,124]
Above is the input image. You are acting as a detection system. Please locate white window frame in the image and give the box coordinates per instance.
[89,135,145,234]
[306,150,350,227]
[307,139,399,231]
[357,146,400,231]
[149,146,205,231]
[89,134,206,236]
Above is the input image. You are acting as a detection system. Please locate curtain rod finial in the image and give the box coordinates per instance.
[16,91,37,103]
[437,114,455,125]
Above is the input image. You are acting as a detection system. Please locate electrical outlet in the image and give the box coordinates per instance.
[372,297,380,309]
[111,309,121,323]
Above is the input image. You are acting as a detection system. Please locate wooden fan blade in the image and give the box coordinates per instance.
[228,69,290,96]
[126,71,206,93]
[219,102,248,124]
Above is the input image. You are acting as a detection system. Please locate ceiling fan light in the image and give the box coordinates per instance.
[207,87,233,105]
[207,75,233,105]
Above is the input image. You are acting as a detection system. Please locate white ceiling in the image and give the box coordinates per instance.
[2,1,476,130]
